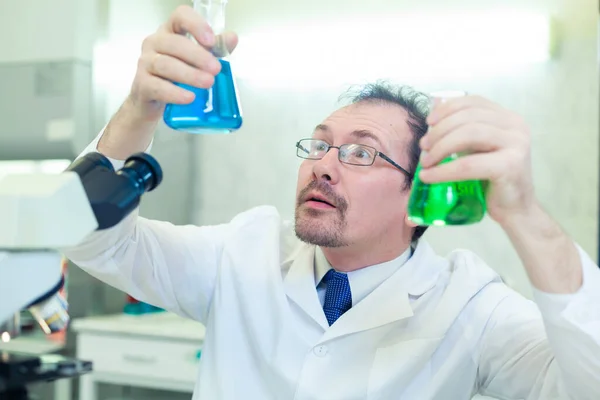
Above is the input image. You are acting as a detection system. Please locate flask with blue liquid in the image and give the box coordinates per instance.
[163,0,242,134]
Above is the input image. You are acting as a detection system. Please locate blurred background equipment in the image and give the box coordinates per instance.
[0,151,163,399]
[0,1,196,398]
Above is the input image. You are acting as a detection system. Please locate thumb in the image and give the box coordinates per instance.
[212,31,239,57]
[222,31,239,54]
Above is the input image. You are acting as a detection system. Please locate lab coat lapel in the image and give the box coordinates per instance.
[320,240,441,342]
[283,244,329,329]
[321,273,414,342]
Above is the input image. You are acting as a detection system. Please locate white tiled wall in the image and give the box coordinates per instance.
[192,0,599,299]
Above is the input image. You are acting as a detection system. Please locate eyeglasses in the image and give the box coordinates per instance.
[295,138,412,177]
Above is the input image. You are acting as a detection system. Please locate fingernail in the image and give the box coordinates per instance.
[203,32,214,46]
[184,90,195,101]
[426,112,437,125]
[208,57,221,71]
[419,150,428,163]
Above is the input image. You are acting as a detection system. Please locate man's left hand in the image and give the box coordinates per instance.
[418,95,538,226]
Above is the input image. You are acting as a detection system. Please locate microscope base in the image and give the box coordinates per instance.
[0,351,92,399]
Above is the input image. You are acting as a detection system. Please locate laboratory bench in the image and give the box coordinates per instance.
[72,312,205,400]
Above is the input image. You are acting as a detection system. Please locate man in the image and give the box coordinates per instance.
[64,5,600,400]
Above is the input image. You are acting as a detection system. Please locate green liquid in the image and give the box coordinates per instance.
[407,155,487,226]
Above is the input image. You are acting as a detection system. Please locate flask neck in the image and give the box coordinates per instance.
[194,0,227,35]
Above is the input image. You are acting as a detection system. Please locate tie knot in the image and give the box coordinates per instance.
[322,269,348,284]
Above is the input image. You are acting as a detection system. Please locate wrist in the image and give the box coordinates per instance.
[498,201,582,293]
[494,199,543,233]
[97,97,159,159]
[122,95,164,124]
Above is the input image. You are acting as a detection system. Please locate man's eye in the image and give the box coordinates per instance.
[355,149,370,159]
[351,146,375,160]
[315,142,329,152]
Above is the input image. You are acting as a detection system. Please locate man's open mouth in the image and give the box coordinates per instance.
[305,194,336,208]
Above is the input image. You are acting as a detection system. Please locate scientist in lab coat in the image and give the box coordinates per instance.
[64,5,600,400]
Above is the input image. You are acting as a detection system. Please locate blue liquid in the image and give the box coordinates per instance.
[163,60,242,134]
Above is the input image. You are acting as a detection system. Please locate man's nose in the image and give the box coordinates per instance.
[312,148,340,184]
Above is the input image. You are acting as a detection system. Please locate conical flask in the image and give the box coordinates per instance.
[163,0,243,134]
[407,91,487,226]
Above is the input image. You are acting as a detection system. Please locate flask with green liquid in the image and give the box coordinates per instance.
[407,91,487,226]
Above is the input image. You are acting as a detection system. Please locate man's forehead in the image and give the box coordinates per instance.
[318,102,412,142]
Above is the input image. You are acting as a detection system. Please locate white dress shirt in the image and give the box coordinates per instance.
[62,136,600,400]
[315,246,411,307]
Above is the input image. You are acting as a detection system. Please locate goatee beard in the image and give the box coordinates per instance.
[294,180,348,247]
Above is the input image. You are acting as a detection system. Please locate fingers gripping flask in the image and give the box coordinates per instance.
[407,91,486,226]
[163,0,243,134]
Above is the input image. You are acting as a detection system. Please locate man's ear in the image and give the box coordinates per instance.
[405,213,419,228]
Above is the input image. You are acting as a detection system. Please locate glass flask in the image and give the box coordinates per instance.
[163,0,243,134]
[407,91,486,226]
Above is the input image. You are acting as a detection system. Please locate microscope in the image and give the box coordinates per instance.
[0,151,163,399]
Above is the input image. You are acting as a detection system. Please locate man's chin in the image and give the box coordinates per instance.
[293,213,347,248]
[297,203,337,218]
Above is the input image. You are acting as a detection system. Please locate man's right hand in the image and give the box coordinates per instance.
[130,5,239,121]
[97,5,238,159]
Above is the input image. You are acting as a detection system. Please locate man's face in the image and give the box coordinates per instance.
[294,102,414,249]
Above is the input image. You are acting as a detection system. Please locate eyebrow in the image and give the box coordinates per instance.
[314,124,383,148]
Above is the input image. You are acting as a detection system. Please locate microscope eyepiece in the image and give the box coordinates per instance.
[67,151,164,230]
[121,153,163,193]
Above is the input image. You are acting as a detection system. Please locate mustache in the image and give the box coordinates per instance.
[297,180,348,212]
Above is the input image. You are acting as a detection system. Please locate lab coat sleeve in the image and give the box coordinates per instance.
[61,129,231,323]
[75,125,153,170]
[477,245,600,400]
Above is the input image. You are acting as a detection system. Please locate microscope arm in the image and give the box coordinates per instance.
[0,252,62,335]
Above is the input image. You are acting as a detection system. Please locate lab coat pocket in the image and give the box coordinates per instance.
[367,337,443,400]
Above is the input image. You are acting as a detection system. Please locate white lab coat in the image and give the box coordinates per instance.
[63,197,600,400]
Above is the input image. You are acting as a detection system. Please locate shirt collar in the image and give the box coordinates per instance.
[314,245,412,306]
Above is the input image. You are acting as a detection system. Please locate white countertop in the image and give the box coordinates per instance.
[72,312,205,342]
[0,335,65,354]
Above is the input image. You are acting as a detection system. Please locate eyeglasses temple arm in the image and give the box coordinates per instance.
[378,152,413,178]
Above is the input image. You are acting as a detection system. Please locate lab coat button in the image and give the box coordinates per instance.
[313,345,328,357]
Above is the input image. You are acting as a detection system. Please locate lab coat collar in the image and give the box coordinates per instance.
[405,240,444,297]
[283,239,444,337]
[320,240,444,342]
[283,243,330,329]
[314,245,412,307]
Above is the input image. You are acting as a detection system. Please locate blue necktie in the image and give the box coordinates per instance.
[322,269,352,326]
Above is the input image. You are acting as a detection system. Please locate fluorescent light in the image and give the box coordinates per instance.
[230,10,552,87]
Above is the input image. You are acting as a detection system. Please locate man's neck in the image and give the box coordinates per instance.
[321,239,412,272]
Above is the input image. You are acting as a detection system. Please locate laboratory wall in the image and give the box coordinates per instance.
[192,0,599,299]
